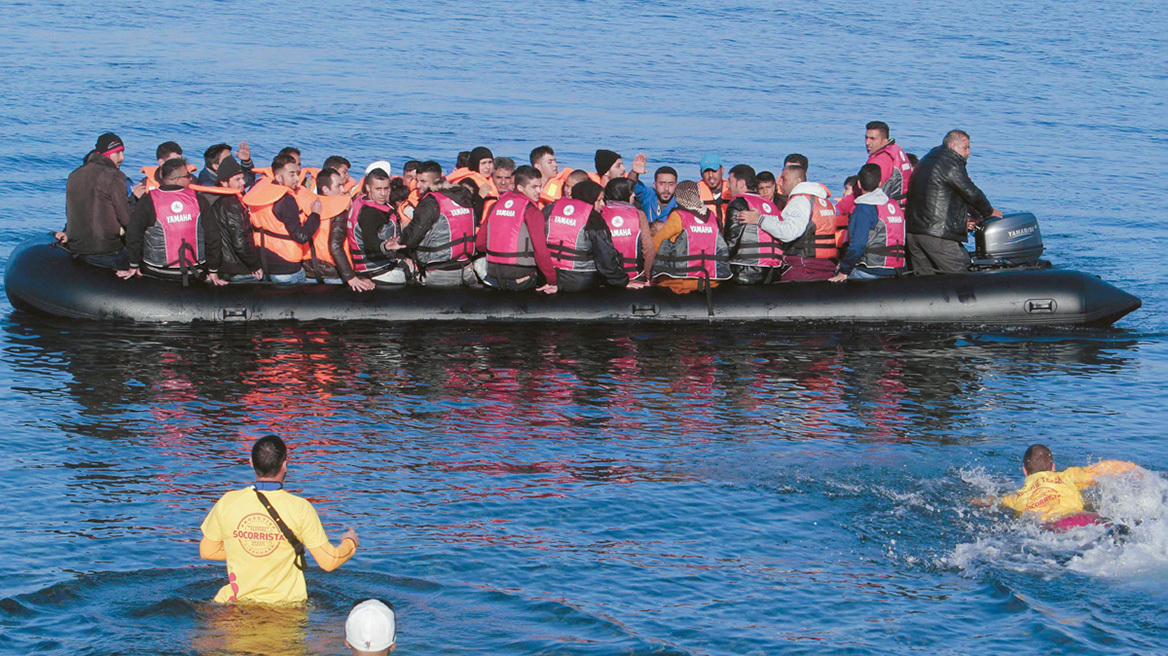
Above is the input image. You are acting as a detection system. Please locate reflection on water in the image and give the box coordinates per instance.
[2,319,1141,448]
[0,316,1158,655]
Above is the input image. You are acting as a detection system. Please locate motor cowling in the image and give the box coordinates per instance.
[975,212,1045,266]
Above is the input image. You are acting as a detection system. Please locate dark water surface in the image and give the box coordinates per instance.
[1,1,1166,654]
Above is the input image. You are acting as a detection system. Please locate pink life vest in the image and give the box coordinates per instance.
[485,192,537,267]
[415,191,475,266]
[866,140,913,203]
[346,195,398,274]
[651,208,731,280]
[546,198,596,271]
[600,201,643,280]
[860,199,907,270]
[145,187,203,269]
[732,193,784,268]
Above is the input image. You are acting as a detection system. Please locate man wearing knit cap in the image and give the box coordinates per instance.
[60,132,133,269]
[650,180,731,293]
[201,155,263,284]
[594,149,626,187]
[345,599,396,655]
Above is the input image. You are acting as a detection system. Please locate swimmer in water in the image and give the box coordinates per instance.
[973,443,1140,530]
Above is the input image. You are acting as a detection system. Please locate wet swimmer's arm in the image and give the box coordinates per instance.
[199,536,226,561]
[309,528,359,572]
[1079,460,1141,486]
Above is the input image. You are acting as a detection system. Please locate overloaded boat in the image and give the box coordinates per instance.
[3,213,1141,326]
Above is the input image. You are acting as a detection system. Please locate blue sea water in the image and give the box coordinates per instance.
[0,1,1166,654]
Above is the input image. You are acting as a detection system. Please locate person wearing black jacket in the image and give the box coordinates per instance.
[328,169,406,292]
[905,130,1002,274]
[545,180,642,293]
[202,156,262,283]
[401,174,478,286]
[61,133,134,269]
[118,157,221,282]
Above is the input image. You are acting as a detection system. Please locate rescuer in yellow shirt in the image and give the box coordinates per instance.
[200,434,359,604]
[979,444,1139,522]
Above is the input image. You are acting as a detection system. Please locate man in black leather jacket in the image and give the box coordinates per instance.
[202,156,263,282]
[905,130,1002,274]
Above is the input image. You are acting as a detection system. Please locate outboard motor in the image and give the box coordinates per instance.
[972,212,1047,269]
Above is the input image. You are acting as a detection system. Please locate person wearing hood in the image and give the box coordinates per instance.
[447,146,498,199]
[544,180,641,292]
[829,163,907,281]
[650,180,731,293]
[400,160,478,286]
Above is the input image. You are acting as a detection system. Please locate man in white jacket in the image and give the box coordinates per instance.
[734,165,838,281]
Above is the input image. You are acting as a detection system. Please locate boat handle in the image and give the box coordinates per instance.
[220,308,250,321]
[630,303,660,317]
[1025,299,1057,314]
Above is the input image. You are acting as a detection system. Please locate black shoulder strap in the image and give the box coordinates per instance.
[254,488,307,571]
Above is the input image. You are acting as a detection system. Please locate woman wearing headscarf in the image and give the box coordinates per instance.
[650,180,731,293]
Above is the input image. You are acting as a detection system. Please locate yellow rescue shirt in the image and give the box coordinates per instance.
[201,487,338,604]
[999,460,1137,521]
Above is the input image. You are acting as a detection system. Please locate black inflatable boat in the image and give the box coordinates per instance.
[4,234,1140,326]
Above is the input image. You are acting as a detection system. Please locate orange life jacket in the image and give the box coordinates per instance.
[789,193,847,259]
[698,179,732,223]
[188,183,242,197]
[242,180,318,266]
[252,167,312,187]
[539,168,574,207]
[141,163,198,190]
[303,195,352,271]
[300,167,321,190]
[448,167,498,197]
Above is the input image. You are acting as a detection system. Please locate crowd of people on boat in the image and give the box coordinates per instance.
[59,122,1003,294]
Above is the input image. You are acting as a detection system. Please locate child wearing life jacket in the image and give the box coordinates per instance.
[976,444,1139,525]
